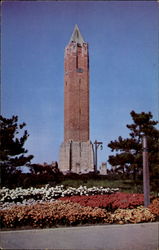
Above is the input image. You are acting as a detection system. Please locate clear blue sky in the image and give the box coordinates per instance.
[2,1,158,169]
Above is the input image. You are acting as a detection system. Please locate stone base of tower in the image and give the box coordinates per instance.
[59,141,94,174]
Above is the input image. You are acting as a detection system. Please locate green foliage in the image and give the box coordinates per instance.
[0,115,34,185]
[24,162,63,188]
[108,111,159,179]
[29,162,59,175]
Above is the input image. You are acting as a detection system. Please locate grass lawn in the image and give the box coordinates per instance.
[59,178,158,196]
[60,178,140,193]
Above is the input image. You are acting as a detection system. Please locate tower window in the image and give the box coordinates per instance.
[76,68,83,73]
[76,55,78,69]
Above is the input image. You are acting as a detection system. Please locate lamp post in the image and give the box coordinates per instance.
[94,140,103,173]
[142,135,150,207]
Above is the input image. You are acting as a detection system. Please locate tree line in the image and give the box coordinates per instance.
[0,111,158,188]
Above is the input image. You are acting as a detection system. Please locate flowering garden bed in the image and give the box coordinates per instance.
[0,185,119,209]
[59,192,145,210]
[0,185,159,229]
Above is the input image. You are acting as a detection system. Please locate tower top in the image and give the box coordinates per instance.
[69,24,85,44]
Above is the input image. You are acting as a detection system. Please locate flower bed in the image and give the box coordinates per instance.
[0,185,119,209]
[0,200,156,229]
[0,186,158,229]
[148,198,159,217]
[59,192,144,210]
[111,207,155,224]
[0,201,111,228]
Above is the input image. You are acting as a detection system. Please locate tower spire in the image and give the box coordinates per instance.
[69,24,85,44]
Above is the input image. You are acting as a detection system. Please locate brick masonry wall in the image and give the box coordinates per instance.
[59,35,94,174]
[64,42,89,142]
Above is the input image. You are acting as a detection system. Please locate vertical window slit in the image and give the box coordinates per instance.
[76,54,78,69]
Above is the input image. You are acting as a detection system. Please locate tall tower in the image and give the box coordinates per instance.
[64,25,89,142]
[59,25,94,174]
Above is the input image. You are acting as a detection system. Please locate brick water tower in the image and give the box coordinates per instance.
[59,25,94,174]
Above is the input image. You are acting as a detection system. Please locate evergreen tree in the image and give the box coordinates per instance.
[108,111,159,179]
[0,115,34,177]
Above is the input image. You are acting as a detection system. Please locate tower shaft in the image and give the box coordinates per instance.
[59,25,94,174]
[64,41,89,142]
